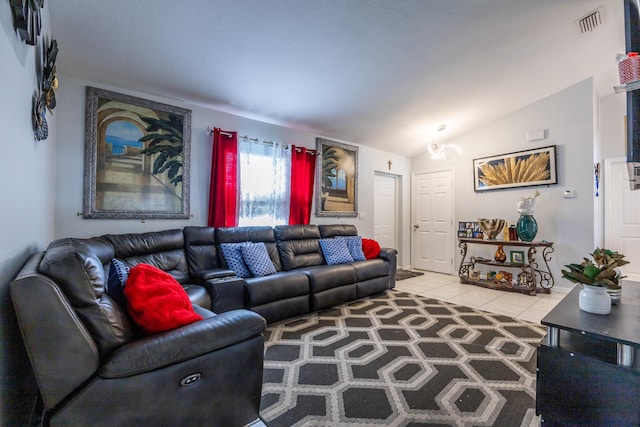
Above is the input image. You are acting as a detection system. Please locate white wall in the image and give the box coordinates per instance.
[599,91,627,161]
[0,3,57,425]
[413,79,597,291]
[55,76,413,265]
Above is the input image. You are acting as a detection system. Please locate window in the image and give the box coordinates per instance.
[208,128,316,227]
[237,140,290,226]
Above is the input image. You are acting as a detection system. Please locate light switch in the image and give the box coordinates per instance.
[527,129,546,141]
[563,189,575,198]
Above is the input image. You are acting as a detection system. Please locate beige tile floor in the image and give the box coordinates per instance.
[394,270,571,324]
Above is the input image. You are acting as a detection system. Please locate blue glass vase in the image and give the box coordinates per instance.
[516,214,538,242]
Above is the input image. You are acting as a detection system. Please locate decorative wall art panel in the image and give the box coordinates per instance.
[83,87,191,219]
[315,138,358,217]
[473,145,557,192]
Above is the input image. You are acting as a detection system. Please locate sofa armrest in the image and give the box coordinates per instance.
[379,248,398,287]
[198,276,247,313]
[100,309,266,378]
[379,247,397,260]
[191,268,236,281]
[10,253,100,410]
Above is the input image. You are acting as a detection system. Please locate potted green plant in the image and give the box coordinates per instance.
[562,248,628,314]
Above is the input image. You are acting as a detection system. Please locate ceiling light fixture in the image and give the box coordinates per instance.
[431,143,461,159]
[428,124,461,159]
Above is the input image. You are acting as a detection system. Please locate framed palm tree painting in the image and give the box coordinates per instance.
[315,138,358,217]
[83,87,191,219]
[473,145,557,192]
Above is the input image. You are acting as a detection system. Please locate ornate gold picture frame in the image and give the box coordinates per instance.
[315,138,358,217]
[83,87,191,219]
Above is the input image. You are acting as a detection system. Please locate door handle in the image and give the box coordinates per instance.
[414,224,419,229]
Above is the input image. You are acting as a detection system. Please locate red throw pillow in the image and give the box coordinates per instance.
[362,238,381,259]
[125,264,202,334]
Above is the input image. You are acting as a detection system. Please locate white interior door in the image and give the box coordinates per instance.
[605,158,640,279]
[412,170,453,273]
[373,173,397,250]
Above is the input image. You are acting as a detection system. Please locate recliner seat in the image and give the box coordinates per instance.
[10,224,397,425]
[11,230,266,426]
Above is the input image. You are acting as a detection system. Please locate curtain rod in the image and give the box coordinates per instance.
[206,127,267,142]
[207,126,232,137]
[207,126,316,154]
[207,126,288,148]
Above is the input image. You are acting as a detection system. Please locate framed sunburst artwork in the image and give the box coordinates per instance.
[473,145,557,192]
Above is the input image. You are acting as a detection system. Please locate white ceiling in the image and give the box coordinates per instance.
[49,0,624,157]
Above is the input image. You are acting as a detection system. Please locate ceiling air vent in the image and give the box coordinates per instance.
[577,8,604,34]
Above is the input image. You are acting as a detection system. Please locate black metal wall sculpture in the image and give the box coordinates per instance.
[10,0,44,46]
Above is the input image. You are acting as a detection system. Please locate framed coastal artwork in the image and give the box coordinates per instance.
[473,145,557,192]
[315,138,358,217]
[82,87,191,219]
[510,250,525,265]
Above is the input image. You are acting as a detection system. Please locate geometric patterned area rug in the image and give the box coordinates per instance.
[260,290,546,427]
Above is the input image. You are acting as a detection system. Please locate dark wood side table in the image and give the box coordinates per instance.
[536,285,640,425]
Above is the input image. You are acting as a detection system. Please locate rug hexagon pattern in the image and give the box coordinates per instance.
[260,290,546,426]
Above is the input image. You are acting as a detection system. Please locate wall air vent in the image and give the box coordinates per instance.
[577,8,604,34]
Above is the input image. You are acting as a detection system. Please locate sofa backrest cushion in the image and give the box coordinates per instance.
[39,238,137,356]
[274,225,324,270]
[103,229,190,284]
[183,226,220,274]
[318,224,358,238]
[215,226,282,271]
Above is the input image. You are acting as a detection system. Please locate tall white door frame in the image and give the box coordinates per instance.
[604,157,640,280]
[373,171,400,256]
[411,169,454,274]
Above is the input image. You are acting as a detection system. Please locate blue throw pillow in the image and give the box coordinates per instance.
[220,242,252,278]
[338,236,367,261]
[107,258,130,309]
[319,238,354,265]
[241,242,277,277]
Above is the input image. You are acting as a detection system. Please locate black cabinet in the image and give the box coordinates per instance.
[537,286,640,425]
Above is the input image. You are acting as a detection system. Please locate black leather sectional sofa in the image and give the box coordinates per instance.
[195,224,397,322]
[10,223,396,426]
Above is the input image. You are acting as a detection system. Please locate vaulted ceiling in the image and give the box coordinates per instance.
[49,0,624,157]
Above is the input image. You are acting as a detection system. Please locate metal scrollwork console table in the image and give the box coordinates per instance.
[458,238,554,296]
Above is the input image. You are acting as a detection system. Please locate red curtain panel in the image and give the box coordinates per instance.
[289,146,316,224]
[208,128,238,227]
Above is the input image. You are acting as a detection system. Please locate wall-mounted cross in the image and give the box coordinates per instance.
[388,160,392,170]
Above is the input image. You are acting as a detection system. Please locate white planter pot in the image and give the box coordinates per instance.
[606,288,622,305]
[579,285,611,315]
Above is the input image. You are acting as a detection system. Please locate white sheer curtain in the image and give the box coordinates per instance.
[238,138,291,226]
